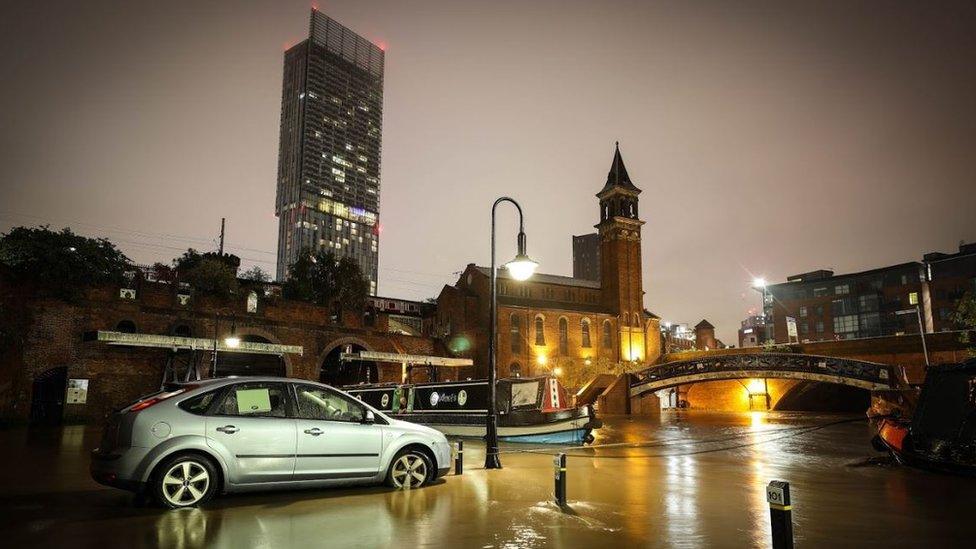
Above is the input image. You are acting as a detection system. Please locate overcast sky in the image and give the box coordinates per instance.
[2,0,975,343]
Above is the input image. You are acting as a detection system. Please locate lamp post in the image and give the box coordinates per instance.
[486,197,539,469]
[896,306,929,367]
[211,314,240,377]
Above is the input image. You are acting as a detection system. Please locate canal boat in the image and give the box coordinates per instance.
[873,358,976,476]
[345,376,600,444]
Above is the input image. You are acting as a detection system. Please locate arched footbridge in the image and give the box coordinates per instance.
[630,353,905,398]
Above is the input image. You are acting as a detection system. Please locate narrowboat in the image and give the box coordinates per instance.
[345,376,600,445]
[873,359,976,476]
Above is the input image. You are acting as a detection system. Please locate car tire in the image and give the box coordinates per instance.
[386,448,433,490]
[153,454,219,509]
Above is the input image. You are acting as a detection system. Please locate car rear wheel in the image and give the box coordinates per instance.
[153,454,218,509]
[386,449,432,490]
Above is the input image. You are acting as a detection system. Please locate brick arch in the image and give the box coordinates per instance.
[231,327,295,377]
[316,336,374,369]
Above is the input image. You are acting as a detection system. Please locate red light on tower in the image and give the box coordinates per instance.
[376,41,387,52]
[311,2,319,11]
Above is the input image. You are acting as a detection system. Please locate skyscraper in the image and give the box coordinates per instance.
[572,233,600,281]
[276,9,384,293]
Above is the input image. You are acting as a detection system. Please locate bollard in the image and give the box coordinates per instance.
[766,481,794,549]
[553,453,567,506]
[454,440,463,475]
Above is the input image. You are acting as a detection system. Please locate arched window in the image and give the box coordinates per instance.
[603,320,613,348]
[558,317,569,356]
[581,319,591,348]
[509,363,522,378]
[534,315,545,346]
[510,314,522,354]
[116,320,137,334]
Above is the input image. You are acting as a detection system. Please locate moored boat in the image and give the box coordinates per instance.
[873,358,976,476]
[345,376,600,444]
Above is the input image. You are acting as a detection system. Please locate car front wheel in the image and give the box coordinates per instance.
[386,449,432,489]
[153,454,218,509]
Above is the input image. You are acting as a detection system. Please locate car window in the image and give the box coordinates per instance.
[214,383,287,418]
[179,390,219,415]
[295,385,365,423]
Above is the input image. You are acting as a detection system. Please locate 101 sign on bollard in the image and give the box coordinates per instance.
[766,480,794,549]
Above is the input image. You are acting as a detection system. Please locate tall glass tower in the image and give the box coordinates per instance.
[276,9,384,293]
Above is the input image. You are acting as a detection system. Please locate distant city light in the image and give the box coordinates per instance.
[752,277,767,289]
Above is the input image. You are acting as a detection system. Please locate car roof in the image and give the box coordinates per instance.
[188,376,331,387]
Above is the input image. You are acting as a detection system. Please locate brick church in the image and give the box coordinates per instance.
[435,144,661,386]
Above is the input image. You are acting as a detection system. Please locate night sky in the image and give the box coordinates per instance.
[2,0,975,343]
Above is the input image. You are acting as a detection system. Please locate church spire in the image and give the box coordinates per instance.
[598,141,639,196]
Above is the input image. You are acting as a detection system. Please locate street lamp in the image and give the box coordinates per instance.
[486,196,538,469]
[896,306,929,367]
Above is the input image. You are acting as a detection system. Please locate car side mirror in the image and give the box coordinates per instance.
[363,410,375,425]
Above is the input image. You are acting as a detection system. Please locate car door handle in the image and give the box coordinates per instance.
[303,428,324,436]
[216,425,239,434]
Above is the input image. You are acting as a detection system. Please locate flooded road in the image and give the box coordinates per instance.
[2,412,974,548]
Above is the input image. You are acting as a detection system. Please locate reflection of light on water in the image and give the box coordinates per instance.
[154,507,208,549]
[663,455,699,543]
[749,411,776,432]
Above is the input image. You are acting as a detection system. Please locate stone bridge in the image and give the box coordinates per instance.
[629,352,904,402]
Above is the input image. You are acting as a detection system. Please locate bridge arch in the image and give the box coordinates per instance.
[631,353,901,399]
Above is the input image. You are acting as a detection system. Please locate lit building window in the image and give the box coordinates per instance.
[909,292,919,305]
[581,319,591,348]
[510,314,522,354]
[534,316,545,346]
[558,318,568,356]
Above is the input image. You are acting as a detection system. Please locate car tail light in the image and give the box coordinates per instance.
[125,385,196,414]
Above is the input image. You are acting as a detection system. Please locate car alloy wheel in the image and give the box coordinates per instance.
[390,452,429,489]
[160,460,211,508]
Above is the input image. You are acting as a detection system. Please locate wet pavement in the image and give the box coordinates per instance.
[2,411,974,548]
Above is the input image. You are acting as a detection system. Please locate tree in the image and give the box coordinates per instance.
[0,226,131,300]
[173,248,241,298]
[178,258,239,298]
[951,291,976,354]
[282,249,369,310]
[240,266,270,283]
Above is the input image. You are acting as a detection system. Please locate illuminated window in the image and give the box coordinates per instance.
[558,318,568,356]
[534,316,545,346]
[510,314,521,354]
[581,319,591,348]
[908,292,919,305]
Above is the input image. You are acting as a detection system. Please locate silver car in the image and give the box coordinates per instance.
[91,377,452,508]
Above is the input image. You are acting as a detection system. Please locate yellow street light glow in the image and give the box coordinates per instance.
[504,254,539,281]
[536,354,548,366]
[747,379,765,394]
[553,366,563,376]
[225,335,241,348]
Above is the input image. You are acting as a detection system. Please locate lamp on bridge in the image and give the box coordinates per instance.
[486,196,539,470]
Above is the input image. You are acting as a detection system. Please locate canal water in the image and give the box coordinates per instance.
[1,411,974,548]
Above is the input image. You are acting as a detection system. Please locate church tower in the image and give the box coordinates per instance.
[596,142,646,363]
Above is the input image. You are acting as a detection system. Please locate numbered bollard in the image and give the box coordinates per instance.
[454,441,463,475]
[766,481,794,549]
[553,453,567,506]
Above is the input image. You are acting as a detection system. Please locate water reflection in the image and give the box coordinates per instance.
[6,414,976,548]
